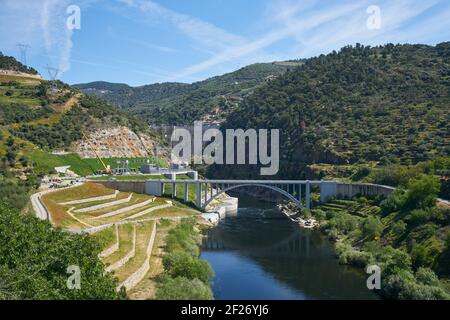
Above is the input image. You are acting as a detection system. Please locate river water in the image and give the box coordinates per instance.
[200,197,378,300]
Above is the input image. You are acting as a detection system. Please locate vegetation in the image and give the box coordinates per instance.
[213,42,449,179]
[75,62,301,125]
[311,174,450,300]
[156,219,213,300]
[0,52,38,74]
[0,202,125,299]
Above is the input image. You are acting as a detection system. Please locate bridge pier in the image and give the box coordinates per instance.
[184,182,188,202]
[196,181,201,208]
[306,181,310,210]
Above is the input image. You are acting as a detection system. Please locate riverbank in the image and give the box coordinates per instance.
[153,218,215,300]
[201,196,378,299]
[302,175,450,299]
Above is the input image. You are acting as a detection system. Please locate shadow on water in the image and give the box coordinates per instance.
[200,196,379,300]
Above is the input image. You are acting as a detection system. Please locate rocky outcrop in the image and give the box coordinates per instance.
[72,126,161,158]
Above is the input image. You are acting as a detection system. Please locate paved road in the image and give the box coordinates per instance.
[31,183,84,221]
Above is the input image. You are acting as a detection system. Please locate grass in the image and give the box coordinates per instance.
[128,221,173,300]
[44,182,115,203]
[102,224,135,267]
[0,74,41,85]
[89,174,166,181]
[28,150,168,177]
[40,195,84,230]
[92,225,117,249]
[83,157,166,172]
[28,150,97,176]
[136,206,198,220]
[114,221,155,283]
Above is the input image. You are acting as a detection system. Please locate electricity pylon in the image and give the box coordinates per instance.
[16,44,30,66]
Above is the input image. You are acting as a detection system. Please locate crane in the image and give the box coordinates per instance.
[81,131,112,175]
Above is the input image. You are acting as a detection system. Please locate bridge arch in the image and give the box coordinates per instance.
[202,183,302,210]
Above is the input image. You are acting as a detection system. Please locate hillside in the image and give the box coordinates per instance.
[75,61,302,125]
[0,53,167,182]
[212,42,450,179]
[0,51,38,75]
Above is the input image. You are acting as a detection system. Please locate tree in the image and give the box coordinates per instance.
[405,175,440,209]
[0,203,124,299]
[362,216,383,239]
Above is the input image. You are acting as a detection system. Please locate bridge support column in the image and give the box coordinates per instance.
[298,183,301,202]
[196,181,201,209]
[306,181,311,209]
[184,182,188,202]
[204,183,208,206]
[172,182,176,198]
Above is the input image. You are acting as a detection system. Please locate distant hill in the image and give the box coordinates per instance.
[74,61,302,125]
[210,42,450,179]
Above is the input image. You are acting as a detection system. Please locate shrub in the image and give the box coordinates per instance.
[362,216,383,239]
[405,175,440,210]
[0,203,124,299]
[163,251,213,284]
[156,276,213,300]
[391,221,407,239]
[380,189,407,215]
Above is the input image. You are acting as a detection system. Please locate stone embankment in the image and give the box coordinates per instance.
[74,194,133,213]
[60,190,119,205]
[105,225,137,273]
[99,225,120,258]
[118,222,157,291]
[93,197,156,219]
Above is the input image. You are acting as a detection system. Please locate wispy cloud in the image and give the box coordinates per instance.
[0,0,78,77]
[117,0,247,52]
[171,0,448,81]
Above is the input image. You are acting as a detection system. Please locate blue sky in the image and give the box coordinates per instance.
[1,0,449,86]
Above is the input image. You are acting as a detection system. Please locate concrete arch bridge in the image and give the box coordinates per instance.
[97,179,394,211]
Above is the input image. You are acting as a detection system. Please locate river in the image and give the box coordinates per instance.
[200,196,379,300]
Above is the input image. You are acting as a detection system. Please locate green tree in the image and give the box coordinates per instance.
[405,175,440,209]
[362,216,383,239]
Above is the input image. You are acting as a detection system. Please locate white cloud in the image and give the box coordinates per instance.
[117,0,247,51]
[0,0,77,77]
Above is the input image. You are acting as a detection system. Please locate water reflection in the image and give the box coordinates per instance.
[200,198,379,300]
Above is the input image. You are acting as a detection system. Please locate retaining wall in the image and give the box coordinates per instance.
[118,222,157,291]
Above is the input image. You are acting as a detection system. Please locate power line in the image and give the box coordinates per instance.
[45,65,60,81]
[16,43,30,66]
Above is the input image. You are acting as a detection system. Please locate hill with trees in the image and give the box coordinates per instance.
[211,42,449,179]
[0,52,38,75]
[74,61,302,125]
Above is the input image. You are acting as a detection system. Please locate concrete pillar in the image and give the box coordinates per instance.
[196,181,201,209]
[320,181,337,203]
[204,183,208,206]
[172,182,176,198]
[187,171,198,180]
[145,181,163,196]
[306,180,311,209]
[298,183,302,202]
[184,182,188,202]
